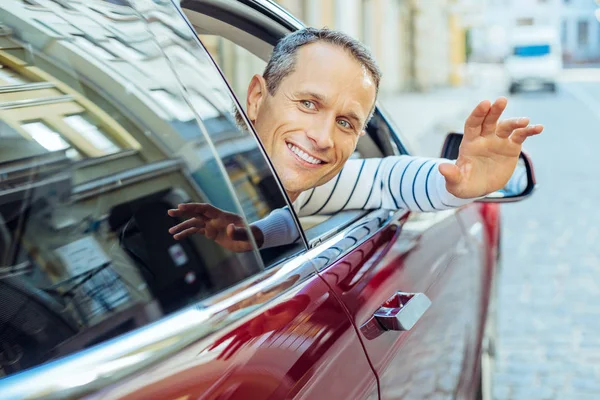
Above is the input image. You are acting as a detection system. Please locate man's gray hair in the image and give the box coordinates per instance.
[235,28,382,128]
[264,27,382,101]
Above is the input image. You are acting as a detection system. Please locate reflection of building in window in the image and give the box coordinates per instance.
[0,65,30,84]
[0,30,138,160]
[21,121,70,151]
[224,156,269,222]
[105,38,144,60]
[64,115,120,154]
[150,89,195,121]
[73,37,115,60]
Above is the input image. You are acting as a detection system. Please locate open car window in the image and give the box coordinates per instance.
[0,0,304,380]
[185,1,406,245]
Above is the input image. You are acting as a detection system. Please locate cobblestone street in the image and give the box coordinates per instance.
[492,70,600,400]
[382,67,600,400]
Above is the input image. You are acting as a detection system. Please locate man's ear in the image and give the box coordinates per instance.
[247,74,268,123]
[359,129,367,137]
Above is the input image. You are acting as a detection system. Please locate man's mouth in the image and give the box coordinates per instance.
[286,142,325,166]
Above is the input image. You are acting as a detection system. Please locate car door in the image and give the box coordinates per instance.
[316,206,486,400]
[0,1,377,399]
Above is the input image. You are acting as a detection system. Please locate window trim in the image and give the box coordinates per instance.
[308,208,405,272]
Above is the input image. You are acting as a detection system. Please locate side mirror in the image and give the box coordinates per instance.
[441,132,537,203]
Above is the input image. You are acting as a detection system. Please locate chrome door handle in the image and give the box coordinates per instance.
[373,292,431,331]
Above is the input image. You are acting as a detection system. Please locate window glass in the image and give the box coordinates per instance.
[0,0,301,380]
[63,114,120,154]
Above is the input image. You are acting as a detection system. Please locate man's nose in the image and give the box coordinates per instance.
[305,123,334,150]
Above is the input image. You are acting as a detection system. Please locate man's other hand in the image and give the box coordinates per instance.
[439,97,543,199]
[167,203,263,252]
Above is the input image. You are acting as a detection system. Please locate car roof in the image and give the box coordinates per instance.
[240,0,304,30]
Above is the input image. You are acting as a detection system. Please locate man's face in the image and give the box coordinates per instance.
[246,42,376,200]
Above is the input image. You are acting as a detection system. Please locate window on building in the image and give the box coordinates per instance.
[578,20,589,48]
[562,20,568,44]
[21,121,71,151]
[64,114,121,154]
[150,89,196,121]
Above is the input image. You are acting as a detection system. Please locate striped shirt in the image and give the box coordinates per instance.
[254,156,475,249]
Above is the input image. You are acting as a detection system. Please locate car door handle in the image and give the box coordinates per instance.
[373,292,431,331]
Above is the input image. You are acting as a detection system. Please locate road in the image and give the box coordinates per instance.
[492,70,600,400]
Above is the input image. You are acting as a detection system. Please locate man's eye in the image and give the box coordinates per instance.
[301,100,316,110]
[337,119,352,129]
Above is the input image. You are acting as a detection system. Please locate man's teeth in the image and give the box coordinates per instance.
[287,143,322,165]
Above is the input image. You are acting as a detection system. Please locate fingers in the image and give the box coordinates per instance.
[496,117,529,139]
[167,208,183,217]
[438,163,463,186]
[168,203,221,219]
[481,97,508,136]
[464,100,492,139]
[178,203,221,218]
[169,217,205,235]
[510,124,544,145]
[173,227,200,240]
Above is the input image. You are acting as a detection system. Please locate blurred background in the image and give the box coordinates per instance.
[264,0,600,399]
[1,0,599,398]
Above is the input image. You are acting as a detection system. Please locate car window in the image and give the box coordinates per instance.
[185,2,406,243]
[0,0,302,379]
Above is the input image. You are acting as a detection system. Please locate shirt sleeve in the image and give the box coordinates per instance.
[251,207,300,249]
[296,156,479,216]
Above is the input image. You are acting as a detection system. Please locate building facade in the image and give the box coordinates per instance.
[561,0,600,63]
[273,0,480,91]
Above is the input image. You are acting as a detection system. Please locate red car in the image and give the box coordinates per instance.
[0,0,536,399]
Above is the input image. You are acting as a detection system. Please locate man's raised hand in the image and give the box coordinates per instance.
[438,97,543,199]
[167,203,263,252]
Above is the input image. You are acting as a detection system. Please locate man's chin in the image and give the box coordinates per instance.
[281,179,314,198]
[278,168,333,197]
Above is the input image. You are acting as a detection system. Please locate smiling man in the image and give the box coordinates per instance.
[168,28,543,251]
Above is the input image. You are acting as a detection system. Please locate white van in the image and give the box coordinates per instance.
[505,26,562,93]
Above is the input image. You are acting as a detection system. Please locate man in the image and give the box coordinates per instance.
[168,28,543,251]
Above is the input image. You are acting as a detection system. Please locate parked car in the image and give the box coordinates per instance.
[0,0,536,399]
[505,25,562,94]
